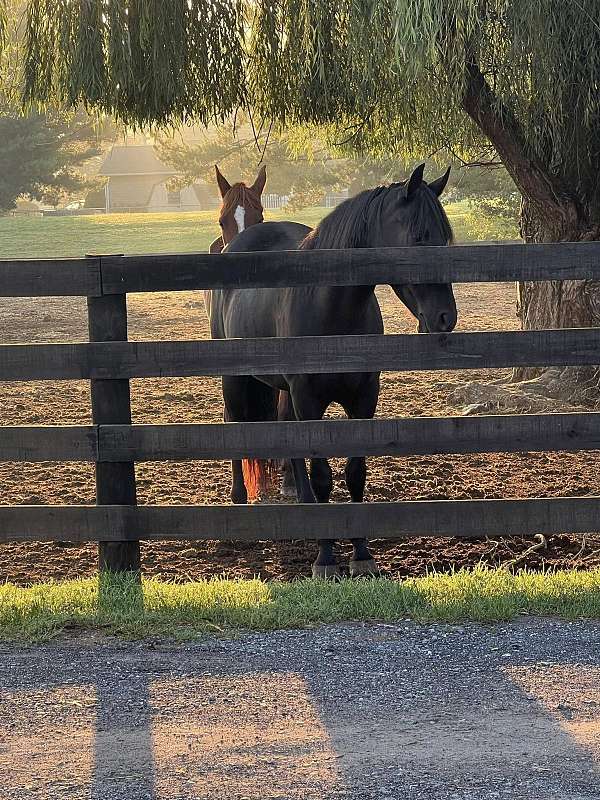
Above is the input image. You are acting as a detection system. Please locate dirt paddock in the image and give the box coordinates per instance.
[1,282,599,584]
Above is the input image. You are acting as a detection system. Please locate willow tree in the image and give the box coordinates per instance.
[12,0,600,394]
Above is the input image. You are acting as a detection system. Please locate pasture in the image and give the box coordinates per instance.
[0,200,516,259]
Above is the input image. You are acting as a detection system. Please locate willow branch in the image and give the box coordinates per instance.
[462,59,579,229]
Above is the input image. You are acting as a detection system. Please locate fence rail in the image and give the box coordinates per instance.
[1,241,598,573]
[2,413,600,463]
[0,497,598,543]
[3,241,600,297]
[1,328,600,381]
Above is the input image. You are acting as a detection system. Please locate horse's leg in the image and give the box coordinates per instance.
[342,386,380,577]
[278,391,297,498]
[310,458,333,502]
[344,455,378,575]
[288,384,339,578]
[230,457,247,504]
[222,378,248,504]
[223,375,278,504]
[289,458,317,504]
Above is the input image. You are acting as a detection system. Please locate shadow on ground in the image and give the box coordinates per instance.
[1,618,599,799]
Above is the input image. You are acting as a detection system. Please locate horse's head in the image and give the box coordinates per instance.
[378,164,457,333]
[215,165,266,248]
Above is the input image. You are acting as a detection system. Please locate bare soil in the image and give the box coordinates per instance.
[1,283,600,584]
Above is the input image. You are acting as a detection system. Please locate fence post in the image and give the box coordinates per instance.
[87,254,140,574]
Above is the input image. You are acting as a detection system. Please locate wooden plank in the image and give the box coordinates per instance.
[87,290,139,573]
[0,497,597,542]
[0,257,101,297]
[1,412,597,463]
[101,241,600,293]
[0,426,97,461]
[98,413,600,461]
[1,328,600,381]
[2,241,600,298]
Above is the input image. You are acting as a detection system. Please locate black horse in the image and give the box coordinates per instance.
[205,164,457,578]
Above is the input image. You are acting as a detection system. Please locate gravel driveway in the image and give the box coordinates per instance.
[1,618,600,799]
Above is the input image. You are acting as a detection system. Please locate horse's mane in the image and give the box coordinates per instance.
[301,182,453,250]
[219,183,263,221]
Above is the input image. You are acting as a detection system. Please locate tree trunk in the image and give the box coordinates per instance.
[515,199,600,401]
[461,60,600,405]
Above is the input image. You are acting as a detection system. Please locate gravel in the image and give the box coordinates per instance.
[1,617,600,799]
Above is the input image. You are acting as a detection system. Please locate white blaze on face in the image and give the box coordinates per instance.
[234,205,246,233]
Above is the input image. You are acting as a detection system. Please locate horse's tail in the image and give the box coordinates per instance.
[242,458,281,502]
[239,382,283,502]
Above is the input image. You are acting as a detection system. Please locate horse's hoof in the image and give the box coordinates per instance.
[349,559,380,578]
[311,563,342,580]
[280,485,297,499]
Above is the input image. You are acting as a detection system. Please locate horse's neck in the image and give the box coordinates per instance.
[315,285,381,334]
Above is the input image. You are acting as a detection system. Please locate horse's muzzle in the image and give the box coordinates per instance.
[417,310,457,333]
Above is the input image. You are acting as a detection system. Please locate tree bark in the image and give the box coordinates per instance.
[515,201,600,395]
[462,60,600,404]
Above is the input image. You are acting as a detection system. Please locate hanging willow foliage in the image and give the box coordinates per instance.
[21,0,246,126]
[9,0,600,210]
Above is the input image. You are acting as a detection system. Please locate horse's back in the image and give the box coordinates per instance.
[226,221,311,253]
[208,221,312,340]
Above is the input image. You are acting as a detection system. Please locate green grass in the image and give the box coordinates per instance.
[2,567,599,642]
[0,201,517,260]
[445,200,519,242]
[0,207,327,260]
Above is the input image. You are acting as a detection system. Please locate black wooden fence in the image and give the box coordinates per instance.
[1,241,600,573]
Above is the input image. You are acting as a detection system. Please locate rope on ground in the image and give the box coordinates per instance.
[574,534,588,561]
[501,534,547,571]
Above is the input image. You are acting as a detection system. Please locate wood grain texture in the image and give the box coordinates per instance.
[87,291,139,573]
[2,241,600,297]
[101,241,600,293]
[99,413,600,461]
[2,412,598,463]
[0,498,596,542]
[0,426,97,461]
[0,257,101,297]
[1,329,599,380]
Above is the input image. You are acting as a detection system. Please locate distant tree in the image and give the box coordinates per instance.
[159,126,421,209]
[0,108,102,211]
[158,128,348,210]
[0,1,106,212]
[456,167,520,226]
[83,183,107,209]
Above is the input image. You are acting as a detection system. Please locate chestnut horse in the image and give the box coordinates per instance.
[209,165,266,254]
[208,164,296,497]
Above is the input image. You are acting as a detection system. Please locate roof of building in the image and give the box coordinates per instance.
[99,145,177,177]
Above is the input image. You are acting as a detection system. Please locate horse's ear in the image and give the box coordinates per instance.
[215,165,231,198]
[428,166,451,197]
[250,164,267,195]
[406,163,425,199]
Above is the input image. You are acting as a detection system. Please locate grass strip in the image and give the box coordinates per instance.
[1,567,599,642]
